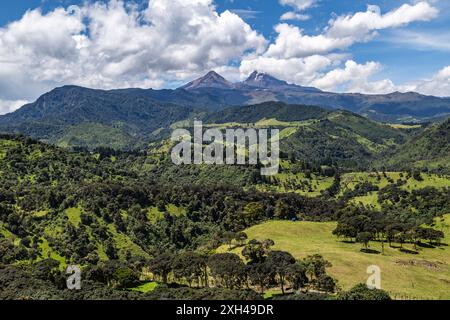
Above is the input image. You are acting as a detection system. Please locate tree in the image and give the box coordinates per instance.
[113,267,139,289]
[274,200,291,219]
[223,231,236,250]
[316,275,336,293]
[235,232,248,246]
[149,252,174,284]
[208,253,246,289]
[304,255,332,290]
[262,239,275,250]
[356,232,373,250]
[267,251,296,294]
[412,171,423,181]
[286,262,308,291]
[338,283,391,300]
[333,224,357,242]
[172,252,206,288]
[32,258,61,283]
[248,262,274,294]
[242,240,266,264]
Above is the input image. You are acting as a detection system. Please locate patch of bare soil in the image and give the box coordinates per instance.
[395,259,443,271]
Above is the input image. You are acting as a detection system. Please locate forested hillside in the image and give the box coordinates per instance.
[0,134,449,299]
[381,119,450,172]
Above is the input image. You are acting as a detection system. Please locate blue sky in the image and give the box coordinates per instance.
[0,0,449,114]
[216,0,450,84]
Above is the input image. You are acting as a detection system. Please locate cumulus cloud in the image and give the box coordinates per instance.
[241,1,440,93]
[0,0,266,103]
[311,60,396,94]
[263,23,352,59]
[406,66,450,97]
[326,2,438,40]
[266,2,438,60]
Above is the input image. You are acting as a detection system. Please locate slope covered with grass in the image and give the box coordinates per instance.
[233,215,450,300]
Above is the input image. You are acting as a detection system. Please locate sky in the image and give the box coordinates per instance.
[0,0,450,114]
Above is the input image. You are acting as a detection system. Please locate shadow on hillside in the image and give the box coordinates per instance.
[399,248,419,254]
[360,248,381,254]
[417,242,435,249]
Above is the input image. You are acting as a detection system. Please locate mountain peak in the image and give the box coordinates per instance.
[180,71,234,90]
[243,71,288,88]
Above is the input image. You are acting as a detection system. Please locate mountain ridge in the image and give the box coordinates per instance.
[2,70,450,123]
[0,70,450,150]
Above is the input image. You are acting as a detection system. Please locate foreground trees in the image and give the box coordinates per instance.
[208,253,246,289]
[338,283,391,300]
[142,240,336,296]
[333,202,447,253]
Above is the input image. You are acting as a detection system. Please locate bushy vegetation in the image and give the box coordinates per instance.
[0,120,448,300]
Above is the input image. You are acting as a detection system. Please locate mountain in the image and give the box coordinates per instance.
[177,71,450,122]
[1,70,450,150]
[0,86,201,150]
[240,71,321,93]
[381,118,450,172]
[242,71,289,88]
[181,71,235,90]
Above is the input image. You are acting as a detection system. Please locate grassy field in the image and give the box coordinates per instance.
[130,282,159,293]
[257,171,449,199]
[341,172,449,191]
[257,172,334,197]
[66,207,82,227]
[225,214,450,300]
[342,172,449,208]
[147,204,186,223]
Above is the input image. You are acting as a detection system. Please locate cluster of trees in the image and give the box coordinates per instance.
[333,205,445,252]
[1,262,390,301]
[148,239,336,295]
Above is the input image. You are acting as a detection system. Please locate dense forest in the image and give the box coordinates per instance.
[0,130,448,300]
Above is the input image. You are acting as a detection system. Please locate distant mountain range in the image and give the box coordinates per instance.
[0,70,449,150]
[177,71,450,122]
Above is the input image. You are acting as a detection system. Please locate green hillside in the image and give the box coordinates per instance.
[230,215,450,300]
[202,104,409,170]
[0,118,448,300]
[382,119,450,172]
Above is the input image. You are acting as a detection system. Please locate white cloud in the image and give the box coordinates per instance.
[326,2,438,40]
[311,60,396,94]
[279,0,316,11]
[0,0,266,103]
[264,23,353,59]
[240,1,440,94]
[265,2,438,60]
[280,11,310,21]
[0,99,29,115]
[386,29,450,52]
[0,0,446,103]
[406,66,450,97]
